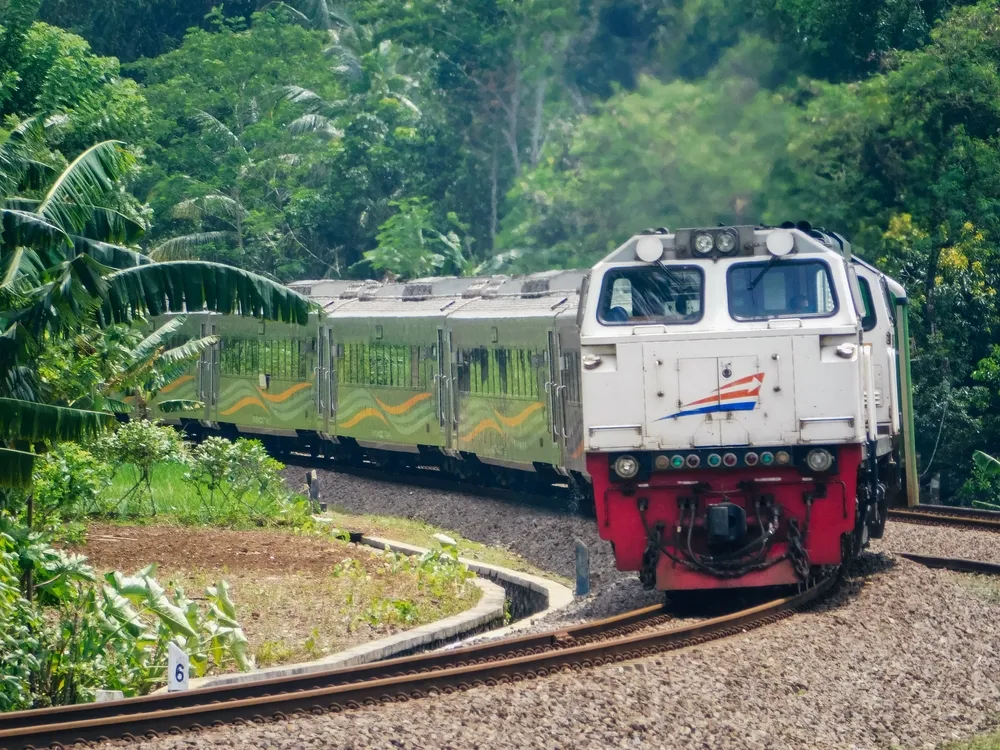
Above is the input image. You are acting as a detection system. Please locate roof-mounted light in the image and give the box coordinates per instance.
[693,233,715,255]
[766,230,795,257]
[716,230,738,254]
[635,236,665,263]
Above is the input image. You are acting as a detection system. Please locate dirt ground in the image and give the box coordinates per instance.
[74,525,480,670]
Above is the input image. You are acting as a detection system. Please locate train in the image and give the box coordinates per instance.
[150,222,917,593]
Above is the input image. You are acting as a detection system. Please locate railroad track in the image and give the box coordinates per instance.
[0,579,836,749]
[889,505,1000,533]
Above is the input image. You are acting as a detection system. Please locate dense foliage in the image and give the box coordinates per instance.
[3,0,999,499]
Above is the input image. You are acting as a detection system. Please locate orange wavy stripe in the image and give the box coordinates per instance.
[570,440,585,460]
[461,418,504,442]
[494,401,544,428]
[375,392,432,415]
[159,375,195,394]
[220,396,268,417]
[259,382,312,403]
[340,407,389,429]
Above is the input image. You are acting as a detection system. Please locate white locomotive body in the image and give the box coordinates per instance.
[580,225,914,590]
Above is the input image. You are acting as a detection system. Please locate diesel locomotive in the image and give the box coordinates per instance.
[150,223,916,592]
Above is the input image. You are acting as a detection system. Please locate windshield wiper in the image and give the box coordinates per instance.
[747,255,781,291]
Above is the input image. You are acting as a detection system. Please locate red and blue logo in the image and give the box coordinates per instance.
[659,373,765,420]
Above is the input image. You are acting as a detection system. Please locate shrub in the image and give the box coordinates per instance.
[32,444,112,524]
[957,451,1000,509]
[183,437,300,525]
[92,420,188,515]
[0,519,252,710]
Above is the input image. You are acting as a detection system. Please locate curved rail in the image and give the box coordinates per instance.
[889,506,1000,533]
[1,579,836,749]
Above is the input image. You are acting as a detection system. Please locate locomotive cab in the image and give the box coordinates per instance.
[580,225,910,591]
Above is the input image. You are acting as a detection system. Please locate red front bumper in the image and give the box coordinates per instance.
[589,446,862,590]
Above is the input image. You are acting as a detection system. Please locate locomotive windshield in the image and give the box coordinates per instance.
[727,260,837,320]
[598,266,703,325]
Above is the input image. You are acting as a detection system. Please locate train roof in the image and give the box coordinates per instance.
[295,270,589,315]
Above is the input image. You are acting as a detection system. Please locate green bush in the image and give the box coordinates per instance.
[32,444,112,524]
[183,437,305,525]
[93,420,188,515]
[0,520,252,710]
[957,451,1000,509]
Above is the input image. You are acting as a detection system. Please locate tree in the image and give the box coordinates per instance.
[0,135,312,487]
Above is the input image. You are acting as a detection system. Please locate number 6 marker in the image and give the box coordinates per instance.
[167,642,190,692]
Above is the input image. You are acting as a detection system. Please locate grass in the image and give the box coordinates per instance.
[322,506,573,587]
[944,732,1000,750]
[103,461,308,528]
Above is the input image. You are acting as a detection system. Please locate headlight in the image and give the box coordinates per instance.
[806,449,834,473]
[614,455,640,479]
[716,231,738,254]
[693,233,715,254]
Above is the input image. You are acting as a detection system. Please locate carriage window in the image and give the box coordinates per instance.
[597,266,704,325]
[727,260,838,320]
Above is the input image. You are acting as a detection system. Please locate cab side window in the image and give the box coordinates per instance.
[857,277,878,332]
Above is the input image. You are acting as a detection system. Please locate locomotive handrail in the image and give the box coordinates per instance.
[588,424,642,434]
[799,416,855,427]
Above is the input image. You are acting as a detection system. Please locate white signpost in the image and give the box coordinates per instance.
[167,642,190,692]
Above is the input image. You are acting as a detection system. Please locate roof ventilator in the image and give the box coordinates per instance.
[403,283,434,301]
[520,279,550,298]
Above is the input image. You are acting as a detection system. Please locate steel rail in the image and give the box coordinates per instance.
[0,601,669,734]
[1,579,836,749]
[895,552,1000,576]
[889,506,1000,533]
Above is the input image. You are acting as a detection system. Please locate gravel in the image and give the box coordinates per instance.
[290,467,625,587]
[873,521,1000,564]
[102,535,1000,750]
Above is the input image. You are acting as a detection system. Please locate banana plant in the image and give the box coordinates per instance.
[971,451,1000,511]
[0,136,314,487]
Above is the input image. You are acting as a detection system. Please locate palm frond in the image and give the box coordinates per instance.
[150,232,237,260]
[0,447,35,488]
[0,397,116,443]
[71,236,153,269]
[130,315,189,364]
[0,246,46,291]
[281,85,326,107]
[99,261,313,325]
[160,335,218,365]
[287,114,344,138]
[37,142,138,237]
[192,111,246,154]
[172,196,248,224]
[1,209,71,269]
[974,450,1000,477]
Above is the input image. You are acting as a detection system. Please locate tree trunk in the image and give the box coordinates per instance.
[24,492,33,602]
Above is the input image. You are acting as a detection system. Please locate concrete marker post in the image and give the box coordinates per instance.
[575,540,590,597]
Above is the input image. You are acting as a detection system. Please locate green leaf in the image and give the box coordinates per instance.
[130,316,189,363]
[207,580,238,621]
[99,261,313,325]
[0,397,116,443]
[36,142,140,239]
[142,576,199,638]
[973,451,1000,478]
[0,447,35,487]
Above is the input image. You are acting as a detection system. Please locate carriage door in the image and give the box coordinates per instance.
[546,331,562,445]
[558,326,584,470]
[435,328,450,448]
[316,324,330,433]
[197,322,215,422]
[209,324,219,420]
[327,328,336,426]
